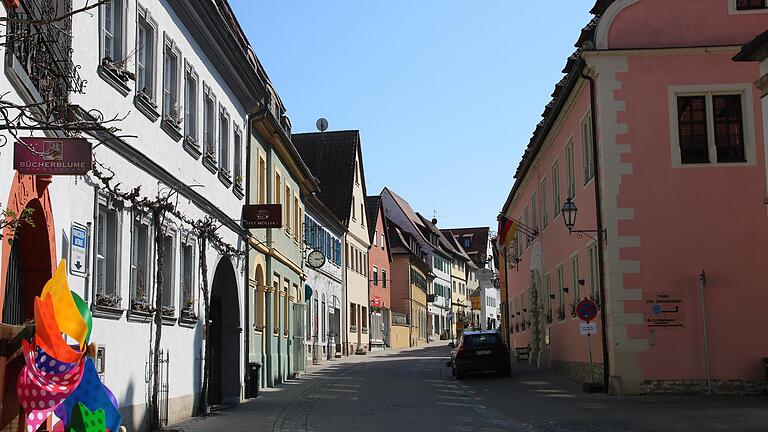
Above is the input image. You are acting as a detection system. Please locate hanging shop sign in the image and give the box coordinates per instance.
[242,204,282,229]
[371,296,382,308]
[15,138,92,175]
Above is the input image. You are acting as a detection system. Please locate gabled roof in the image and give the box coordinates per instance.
[387,218,431,277]
[293,130,368,225]
[365,195,382,241]
[415,213,458,258]
[381,187,431,245]
[444,227,490,268]
[440,229,472,263]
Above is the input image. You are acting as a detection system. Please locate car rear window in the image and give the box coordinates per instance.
[463,333,499,347]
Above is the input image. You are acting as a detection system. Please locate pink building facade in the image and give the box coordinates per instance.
[499,0,768,395]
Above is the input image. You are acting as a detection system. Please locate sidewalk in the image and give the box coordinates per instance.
[172,341,447,432]
[456,360,768,432]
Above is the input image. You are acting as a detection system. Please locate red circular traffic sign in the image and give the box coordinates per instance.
[576,298,599,322]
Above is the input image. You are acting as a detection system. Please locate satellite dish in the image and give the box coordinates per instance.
[316,118,329,132]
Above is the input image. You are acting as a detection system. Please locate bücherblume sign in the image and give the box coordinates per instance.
[14,138,92,175]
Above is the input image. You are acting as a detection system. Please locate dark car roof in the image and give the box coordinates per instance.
[462,330,500,336]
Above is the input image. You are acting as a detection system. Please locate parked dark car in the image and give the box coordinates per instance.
[449,330,510,379]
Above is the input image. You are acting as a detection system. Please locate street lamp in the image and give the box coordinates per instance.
[561,198,578,232]
[560,198,605,240]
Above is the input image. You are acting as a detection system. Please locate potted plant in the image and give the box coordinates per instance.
[131,284,152,313]
[556,305,566,321]
[180,298,196,320]
[95,292,122,309]
[161,305,175,318]
[165,104,183,129]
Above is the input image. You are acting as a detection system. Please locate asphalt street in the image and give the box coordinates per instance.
[177,342,768,432]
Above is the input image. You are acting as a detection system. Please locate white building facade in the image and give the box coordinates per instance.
[0,0,266,428]
[303,197,345,362]
[477,268,500,330]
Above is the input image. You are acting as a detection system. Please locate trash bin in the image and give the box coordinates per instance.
[246,362,261,398]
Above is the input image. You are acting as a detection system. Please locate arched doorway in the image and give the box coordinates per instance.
[2,199,53,324]
[208,257,240,405]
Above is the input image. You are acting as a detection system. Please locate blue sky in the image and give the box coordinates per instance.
[231,1,594,231]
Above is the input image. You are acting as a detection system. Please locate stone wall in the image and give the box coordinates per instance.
[641,380,768,395]
[551,360,605,385]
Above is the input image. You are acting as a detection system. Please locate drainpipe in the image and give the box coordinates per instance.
[243,113,252,396]
[580,69,611,392]
[502,246,512,353]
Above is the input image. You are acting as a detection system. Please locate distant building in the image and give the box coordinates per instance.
[294,130,372,355]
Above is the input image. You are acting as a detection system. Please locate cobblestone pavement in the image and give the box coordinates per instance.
[175,342,768,432]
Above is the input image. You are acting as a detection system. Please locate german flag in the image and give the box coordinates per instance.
[497,215,518,247]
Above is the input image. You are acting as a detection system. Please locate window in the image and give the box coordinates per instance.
[556,265,565,319]
[95,203,119,298]
[361,203,365,226]
[296,205,302,243]
[381,233,385,250]
[272,276,279,334]
[161,230,176,310]
[162,35,180,122]
[531,191,538,231]
[283,279,290,335]
[570,254,580,303]
[523,206,530,249]
[183,63,198,143]
[350,303,357,327]
[102,0,125,61]
[274,172,281,206]
[180,239,195,310]
[361,306,368,330]
[382,269,387,288]
[354,161,359,184]
[587,243,600,302]
[373,266,379,285]
[581,113,595,183]
[540,177,548,228]
[258,156,266,204]
[552,160,561,216]
[737,0,766,9]
[136,7,155,98]
[544,273,552,317]
[203,84,216,160]
[351,196,356,221]
[374,230,378,246]
[453,281,457,293]
[674,91,750,165]
[713,95,746,163]
[130,213,151,303]
[284,186,291,234]
[462,236,471,248]
[234,126,243,187]
[219,107,230,176]
[565,139,575,198]
[677,96,709,164]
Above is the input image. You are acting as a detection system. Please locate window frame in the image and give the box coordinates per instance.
[570,252,580,309]
[162,33,181,122]
[233,125,243,188]
[94,196,121,301]
[161,227,177,312]
[581,111,595,185]
[565,138,576,199]
[730,0,768,13]
[668,84,756,168]
[135,5,157,99]
[101,0,127,62]
[180,233,196,312]
[551,159,561,217]
[556,264,565,321]
[130,210,152,304]
[183,61,199,144]
[218,105,231,176]
[202,83,217,163]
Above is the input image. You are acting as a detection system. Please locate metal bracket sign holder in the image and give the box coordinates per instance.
[576,298,602,393]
